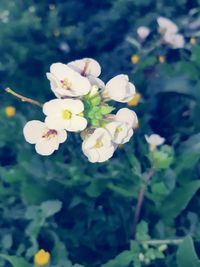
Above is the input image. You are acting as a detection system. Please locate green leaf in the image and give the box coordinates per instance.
[0,255,31,267]
[40,200,62,218]
[160,181,200,220]
[100,105,115,115]
[102,250,134,267]
[177,236,200,267]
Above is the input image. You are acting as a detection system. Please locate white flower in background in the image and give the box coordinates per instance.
[68,58,104,88]
[43,98,87,132]
[115,108,138,129]
[82,128,115,163]
[145,134,165,151]
[103,75,136,103]
[23,120,67,156]
[106,121,133,144]
[164,32,185,48]
[137,26,150,40]
[157,17,178,34]
[46,63,91,98]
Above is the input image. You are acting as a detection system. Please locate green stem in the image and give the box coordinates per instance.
[133,167,154,236]
[5,87,43,107]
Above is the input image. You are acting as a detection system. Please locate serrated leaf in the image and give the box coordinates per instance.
[40,200,62,218]
[177,236,200,267]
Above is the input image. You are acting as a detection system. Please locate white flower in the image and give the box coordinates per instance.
[137,26,150,40]
[105,121,133,144]
[46,63,91,98]
[23,120,67,156]
[115,108,138,129]
[145,134,165,151]
[68,58,101,78]
[68,58,104,88]
[164,32,185,48]
[157,17,178,34]
[103,75,136,103]
[82,128,115,163]
[43,98,87,132]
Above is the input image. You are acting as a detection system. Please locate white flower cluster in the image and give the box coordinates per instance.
[137,16,184,49]
[23,58,138,162]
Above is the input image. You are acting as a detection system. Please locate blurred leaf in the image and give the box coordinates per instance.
[160,181,200,220]
[0,255,31,267]
[40,200,62,218]
[177,236,200,267]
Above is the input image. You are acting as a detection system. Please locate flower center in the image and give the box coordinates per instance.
[81,59,90,76]
[94,139,103,148]
[62,109,72,120]
[114,126,122,138]
[42,129,57,139]
[60,78,71,89]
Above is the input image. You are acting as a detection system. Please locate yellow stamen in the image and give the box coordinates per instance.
[158,55,165,63]
[127,93,141,107]
[118,144,123,149]
[63,109,72,120]
[79,112,84,117]
[190,37,196,45]
[131,55,140,64]
[94,140,103,148]
[4,106,16,117]
[114,127,122,139]
[61,78,71,89]
[34,249,50,267]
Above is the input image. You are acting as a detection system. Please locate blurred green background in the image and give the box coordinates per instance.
[1,0,200,267]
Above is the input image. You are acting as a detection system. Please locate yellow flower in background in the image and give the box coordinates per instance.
[127,93,141,107]
[190,37,196,45]
[5,106,16,117]
[158,55,165,63]
[131,55,140,64]
[34,249,50,267]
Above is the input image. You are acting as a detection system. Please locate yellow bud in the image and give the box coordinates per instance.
[158,55,165,63]
[5,106,16,117]
[127,93,141,107]
[34,249,50,267]
[131,55,140,64]
[190,37,196,45]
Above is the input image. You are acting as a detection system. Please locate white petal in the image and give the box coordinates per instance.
[65,116,87,132]
[43,99,63,116]
[157,17,178,33]
[35,138,58,156]
[45,115,65,131]
[57,130,67,143]
[88,76,105,88]
[137,26,150,39]
[82,147,100,163]
[98,146,115,162]
[116,108,138,128]
[50,63,73,80]
[145,134,165,146]
[23,120,46,144]
[68,58,101,77]
[61,99,84,114]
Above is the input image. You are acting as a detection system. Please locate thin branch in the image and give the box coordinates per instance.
[133,167,154,236]
[5,87,43,107]
[140,238,183,246]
